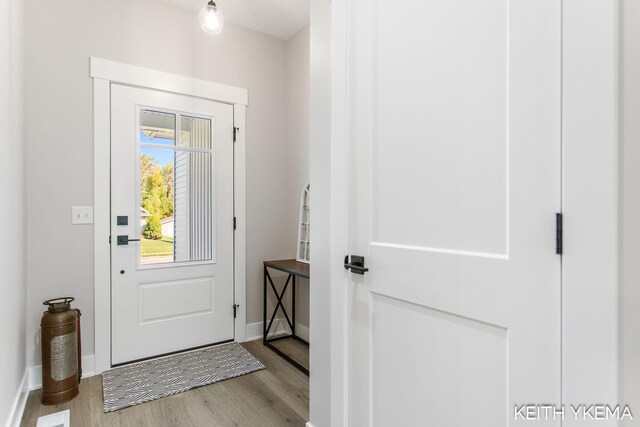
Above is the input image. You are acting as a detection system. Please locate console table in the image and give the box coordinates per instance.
[263,259,309,374]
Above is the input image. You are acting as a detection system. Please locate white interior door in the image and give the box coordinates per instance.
[110,84,235,365]
[346,1,562,425]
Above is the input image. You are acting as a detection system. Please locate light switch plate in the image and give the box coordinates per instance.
[71,206,93,224]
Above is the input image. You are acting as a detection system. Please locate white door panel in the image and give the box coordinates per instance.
[110,84,234,365]
[138,276,215,324]
[371,293,507,427]
[347,0,561,425]
[374,0,508,256]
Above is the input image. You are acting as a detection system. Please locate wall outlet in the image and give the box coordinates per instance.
[72,206,93,224]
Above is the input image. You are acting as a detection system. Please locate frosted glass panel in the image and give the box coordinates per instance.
[174,151,213,263]
[180,116,212,149]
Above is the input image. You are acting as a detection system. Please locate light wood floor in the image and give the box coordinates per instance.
[20,341,309,427]
[269,338,309,370]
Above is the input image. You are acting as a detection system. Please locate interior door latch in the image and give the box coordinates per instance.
[344,255,369,275]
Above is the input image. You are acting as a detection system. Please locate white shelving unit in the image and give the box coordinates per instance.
[296,184,310,263]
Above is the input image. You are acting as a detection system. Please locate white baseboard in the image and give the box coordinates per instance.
[6,369,29,427]
[244,319,285,341]
[305,422,314,427]
[294,322,309,342]
[28,355,95,391]
[244,320,310,342]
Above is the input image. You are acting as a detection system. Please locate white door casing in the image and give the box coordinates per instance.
[110,84,235,364]
[92,58,248,373]
[345,1,561,426]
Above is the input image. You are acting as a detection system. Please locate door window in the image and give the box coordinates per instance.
[138,108,214,265]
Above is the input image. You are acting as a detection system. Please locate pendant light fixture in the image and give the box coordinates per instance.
[199,0,225,34]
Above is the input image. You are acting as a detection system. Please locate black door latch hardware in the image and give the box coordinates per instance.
[117,235,141,246]
[344,255,369,275]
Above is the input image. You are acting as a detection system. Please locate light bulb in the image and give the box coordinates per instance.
[206,10,218,28]
[199,1,225,35]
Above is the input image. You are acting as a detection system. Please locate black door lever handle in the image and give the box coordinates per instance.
[117,235,141,245]
[344,255,369,275]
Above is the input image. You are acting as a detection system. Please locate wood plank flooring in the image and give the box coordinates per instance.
[269,338,309,371]
[20,341,309,427]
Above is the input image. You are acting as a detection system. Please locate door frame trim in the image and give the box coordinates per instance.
[91,57,248,374]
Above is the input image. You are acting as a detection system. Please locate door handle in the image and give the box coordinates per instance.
[117,235,141,246]
[344,255,369,275]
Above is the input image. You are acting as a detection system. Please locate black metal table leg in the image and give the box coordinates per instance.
[292,274,296,337]
[263,265,267,345]
[262,263,309,375]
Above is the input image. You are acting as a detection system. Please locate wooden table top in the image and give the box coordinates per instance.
[263,259,310,279]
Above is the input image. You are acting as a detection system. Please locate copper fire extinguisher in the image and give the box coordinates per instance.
[40,297,82,405]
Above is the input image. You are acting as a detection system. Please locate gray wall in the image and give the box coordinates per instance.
[0,0,26,422]
[621,0,640,422]
[24,0,303,367]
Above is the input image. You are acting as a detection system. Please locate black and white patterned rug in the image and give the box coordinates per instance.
[102,342,265,412]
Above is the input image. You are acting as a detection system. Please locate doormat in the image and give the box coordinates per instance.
[102,342,265,412]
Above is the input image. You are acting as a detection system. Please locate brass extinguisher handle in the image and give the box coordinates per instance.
[75,308,82,383]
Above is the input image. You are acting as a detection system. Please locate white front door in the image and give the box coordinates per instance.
[110,84,235,365]
[346,1,562,425]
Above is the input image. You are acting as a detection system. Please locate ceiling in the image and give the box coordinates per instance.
[157,0,310,40]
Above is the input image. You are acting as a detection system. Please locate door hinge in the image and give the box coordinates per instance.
[556,213,563,255]
[233,217,237,230]
[233,126,239,142]
[233,304,240,318]
[109,235,111,244]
